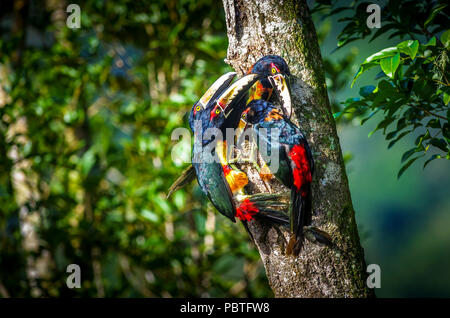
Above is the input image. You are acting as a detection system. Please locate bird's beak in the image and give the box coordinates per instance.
[236,117,247,146]
[237,117,247,131]
[198,72,237,108]
[269,74,292,118]
[215,74,259,118]
[236,109,250,147]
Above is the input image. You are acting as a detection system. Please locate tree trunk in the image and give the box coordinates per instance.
[222,0,374,297]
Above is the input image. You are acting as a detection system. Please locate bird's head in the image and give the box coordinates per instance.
[249,55,291,78]
[247,55,292,117]
[189,72,237,132]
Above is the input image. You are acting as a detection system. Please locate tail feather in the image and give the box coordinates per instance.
[236,197,289,227]
[286,233,303,256]
[246,192,289,202]
[167,164,196,198]
[254,209,289,227]
[287,186,312,256]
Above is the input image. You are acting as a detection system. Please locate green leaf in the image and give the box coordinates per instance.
[380,53,400,78]
[397,118,407,131]
[337,98,368,118]
[388,130,412,149]
[359,85,375,97]
[444,123,450,141]
[424,4,448,28]
[401,147,418,163]
[140,209,159,223]
[360,111,378,125]
[386,131,397,140]
[429,138,448,152]
[397,40,419,60]
[441,30,450,48]
[364,47,398,64]
[398,156,421,179]
[426,119,441,129]
[412,79,435,100]
[369,23,398,43]
[443,92,450,105]
[424,36,436,47]
[351,47,400,87]
[387,98,407,118]
[351,63,377,87]
[337,37,359,48]
[80,149,96,176]
[416,130,431,149]
[368,117,395,137]
[376,79,397,93]
[154,196,171,214]
[333,111,342,119]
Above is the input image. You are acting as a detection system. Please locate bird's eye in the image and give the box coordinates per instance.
[195,105,201,111]
[215,108,221,115]
[242,113,246,119]
[271,67,277,74]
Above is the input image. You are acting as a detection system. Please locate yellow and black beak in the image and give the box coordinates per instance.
[268,74,292,118]
[235,108,251,147]
[214,74,260,118]
[198,72,237,109]
[237,113,248,131]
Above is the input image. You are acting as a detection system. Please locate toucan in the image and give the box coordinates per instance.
[170,58,332,251]
[187,72,290,226]
[238,99,314,256]
[168,55,293,196]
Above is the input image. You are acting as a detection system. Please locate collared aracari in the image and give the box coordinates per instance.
[226,55,293,186]
[168,55,293,196]
[168,61,331,249]
[238,99,314,256]
[168,72,256,198]
[187,72,290,226]
[188,72,238,222]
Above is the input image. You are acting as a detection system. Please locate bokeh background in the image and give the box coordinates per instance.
[0,0,448,297]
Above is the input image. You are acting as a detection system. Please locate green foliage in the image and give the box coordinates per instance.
[314,0,449,49]
[0,0,270,297]
[315,0,450,177]
[315,19,360,120]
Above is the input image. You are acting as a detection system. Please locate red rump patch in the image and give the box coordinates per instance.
[289,144,312,196]
[235,198,259,221]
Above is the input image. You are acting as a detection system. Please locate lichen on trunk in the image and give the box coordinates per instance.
[222,0,374,297]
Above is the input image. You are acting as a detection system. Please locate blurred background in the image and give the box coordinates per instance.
[0,0,448,297]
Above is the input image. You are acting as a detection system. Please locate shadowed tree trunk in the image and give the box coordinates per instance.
[222,0,374,297]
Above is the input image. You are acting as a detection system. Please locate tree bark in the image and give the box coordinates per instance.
[222,0,374,297]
